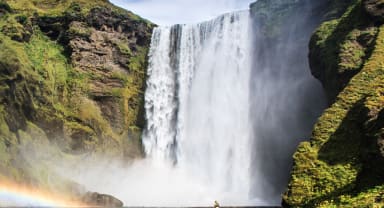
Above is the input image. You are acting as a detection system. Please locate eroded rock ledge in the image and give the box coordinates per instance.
[284,0,384,207]
[0,0,153,204]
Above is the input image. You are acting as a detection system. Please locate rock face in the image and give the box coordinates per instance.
[81,192,124,207]
[309,0,378,103]
[284,0,384,207]
[0,0,153,204]
[250,0,328,40]
[364,0,384,24]
[249,0,328,201]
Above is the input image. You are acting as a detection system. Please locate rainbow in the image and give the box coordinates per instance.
[0,181,88,207]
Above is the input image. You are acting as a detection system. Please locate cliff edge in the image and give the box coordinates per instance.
[0,0,154,205]
[284,0,384,206]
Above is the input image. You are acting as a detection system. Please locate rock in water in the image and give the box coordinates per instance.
[81,192,123,207]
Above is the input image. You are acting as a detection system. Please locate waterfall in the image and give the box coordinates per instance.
[143,11,255,204]
[136,1,326,206]
[37,1,327,207]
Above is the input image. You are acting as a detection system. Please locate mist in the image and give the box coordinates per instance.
[20,144,266,206]
[12,0,328,207]
[248,0,327,202]
[19,9,267,207]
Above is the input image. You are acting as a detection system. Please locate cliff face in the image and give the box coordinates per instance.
[0,0,153,202]
[249,0,328,201]
[284,0,384,207]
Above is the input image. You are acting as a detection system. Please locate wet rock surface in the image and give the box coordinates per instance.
[82,192,124,207]
[0,0,153,203]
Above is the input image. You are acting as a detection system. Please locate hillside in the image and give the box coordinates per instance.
[284,0,384,206]
[2,0,384,207]
[0,0,154,205]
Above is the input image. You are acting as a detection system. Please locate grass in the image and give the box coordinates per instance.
[284,23,384,207]
[4,0,148,23]
[25,29,70,103]
[309,0,379,102]
[0,0,151,192]
[67,22,93,39]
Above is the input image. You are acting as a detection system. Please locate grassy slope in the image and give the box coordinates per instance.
[0,0,153,193]
[284,0,384,206]
[5,0,139,18]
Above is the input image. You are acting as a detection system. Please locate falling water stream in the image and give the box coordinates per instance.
[49,1,326,207]
[0,0,329,207]
[144,11,253,204]
[141,0,326,205]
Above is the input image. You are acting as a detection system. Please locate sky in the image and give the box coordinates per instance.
[110,0,255,25]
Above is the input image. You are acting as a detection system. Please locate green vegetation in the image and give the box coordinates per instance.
[284,0,384,206]
[67,22,93,39]
[309,0,378,101]
[250,0,305,38]
[25,29,69,101]
[317,185,384,207]
[0,0,12,12]
[5,0,140,19]
[0,0,153,193]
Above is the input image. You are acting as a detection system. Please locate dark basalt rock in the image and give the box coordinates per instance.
[12,1,155,154]
[35,15,66,40]
[0,0,153,205]
[86,7,152,46]
[363,0,384,24]
[1,14,33,42]
[357,108,384,189]
[81,192,123,208]
[33,3,85,42]
[0,0,11,16]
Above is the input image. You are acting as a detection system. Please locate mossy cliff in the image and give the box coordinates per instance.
[0,0,154,204]
[249,0,329,201]
[284,0,384,207]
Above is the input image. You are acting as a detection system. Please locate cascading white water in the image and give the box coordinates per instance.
[39,2,326,207]
[143,11,255,204]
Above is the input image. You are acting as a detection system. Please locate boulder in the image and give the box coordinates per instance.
[81,192,123,208]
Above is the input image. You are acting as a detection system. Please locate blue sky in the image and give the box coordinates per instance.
[110,0,255,25]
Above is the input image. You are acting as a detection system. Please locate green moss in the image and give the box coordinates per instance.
[65,121,94,135]
[0,111,11,139]
[67,23,92,38]
[108,88,122,98]
[110,71,129,86]
[5,0,105,16]
[128,46,148,73]
[318,185,384,207]
[0,139,11,165]
[0,0,12,12]
[0,33,35,77]
[4,0,149,24]
[117,42,132,56]
[285,25,384,207]
[309,0,378,101]
[0,0,151,191]
[313,20,339,47]
[0,14,30,41]
[25,29,71,106]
